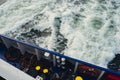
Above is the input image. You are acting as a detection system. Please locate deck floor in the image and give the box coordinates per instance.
[0,43,98,80]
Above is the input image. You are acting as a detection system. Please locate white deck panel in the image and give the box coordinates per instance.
[0,59,35,80]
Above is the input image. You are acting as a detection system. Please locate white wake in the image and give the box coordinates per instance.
[0,0,120,68]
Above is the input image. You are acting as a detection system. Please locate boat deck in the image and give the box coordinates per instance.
[0,35,120,80]
[0,43,98,80]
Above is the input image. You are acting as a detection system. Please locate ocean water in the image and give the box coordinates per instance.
[0,0,120,68]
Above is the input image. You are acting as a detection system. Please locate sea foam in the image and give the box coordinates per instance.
[0,0,120,68]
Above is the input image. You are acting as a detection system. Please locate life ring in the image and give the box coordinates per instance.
[5,52,17,61]
[4,47,21,62]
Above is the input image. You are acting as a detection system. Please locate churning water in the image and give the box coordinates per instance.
[0,0,120,68]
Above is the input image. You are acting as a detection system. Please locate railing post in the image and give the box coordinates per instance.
[74,62,79,74]
[1,37,11,48]
[35,49,41,60]
[53,55,56,66]
[97,71,105,80]
[17,42,25,55]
